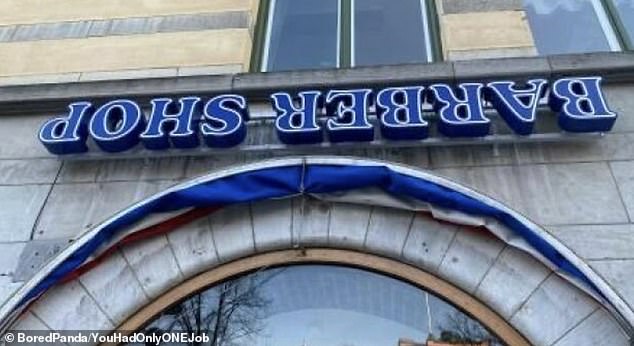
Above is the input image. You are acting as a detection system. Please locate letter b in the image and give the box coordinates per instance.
[549,77,617,132]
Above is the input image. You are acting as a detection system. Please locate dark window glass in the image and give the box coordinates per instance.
[129,265,504,346]
[354,0,429,66]
[265,0,339,72]
[523,0,616,55]
[612,0,634,47]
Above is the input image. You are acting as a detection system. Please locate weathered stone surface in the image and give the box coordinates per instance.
[13,239,71,282]
[0,115,52,159]
[359,147,430,168]
[475,247,550,318]
[0,276,22,306]
[0,26,15,42]
[0,159,60,185]
[0,72,81,86]
[513,134,634,165]
[364,207,414,257]
[511,274,598,346]
[156,11,249,33]
[429,143,517,168]
[0,0,256,26]
[553,308,629,346]
[441,0,524,14]
[605,84,634,133]
[107,16,161,36]
[209,204,255,262]
[292,197,330,246]
[184,155,252,178]
[178,64,243,76]
[35,180,174,240]
[79,252,148,323]
[328,203,372,248]
[434,162,629,225]
[31,280,114,331]
[58,157,187,183]
[251,199,292,251]
[0,29,252,78]
[0,185,50,242]
[0,242,26,276]
[233,62,454,95]
[12,21,92,41]
[429,133,634,169]
[550,224,634,260]
[79,68,177,82]
[610,161,634,221]
[87,19,111,37]
[167,217,219,278]
[448,46,537,60]
[122,236,183,298]
[10,311,50,331]
[454,56,548,81]
[441,11,533,55]
[549,52,634,83]
[438,229,505,293]
[402,214,458,272]
[591,260,634,310]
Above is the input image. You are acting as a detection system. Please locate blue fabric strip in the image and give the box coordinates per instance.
[19,163,601,310]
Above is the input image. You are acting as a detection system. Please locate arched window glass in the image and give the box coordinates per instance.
[126,265,504,346]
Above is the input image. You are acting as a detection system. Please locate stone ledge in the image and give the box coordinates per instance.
[0,52,632,116]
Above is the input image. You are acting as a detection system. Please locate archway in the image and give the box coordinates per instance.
[1,157,631,345]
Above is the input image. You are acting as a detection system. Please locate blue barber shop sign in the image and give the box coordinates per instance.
[39,76,617,156]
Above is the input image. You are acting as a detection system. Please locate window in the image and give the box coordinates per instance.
[263,0,339,72]
[609,0,634,49]
[126,265,505,346]
[259,0,438,72]
[523,0,634,55]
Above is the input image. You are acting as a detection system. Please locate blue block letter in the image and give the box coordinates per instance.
[326,89,374,142]
[140,97,201,150]
[429,83,489,137]
[89,100,145,153]
[549,77,617,132]
[201,94,248,148]
[487,79,547,135]
[376,86,428,140]
[39,102,93,155]
[271,91,323,145]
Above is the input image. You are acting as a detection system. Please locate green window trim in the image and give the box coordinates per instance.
[250,0,443,73]
[602,0,634,51]
[249,0,272,73]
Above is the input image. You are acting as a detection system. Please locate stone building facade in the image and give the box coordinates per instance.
[0,1,632,345]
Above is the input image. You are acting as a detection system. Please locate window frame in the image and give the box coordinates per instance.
[115,249,531,346]
[251,0,442,72]
[602,0,634,50]
[589,0,623,51]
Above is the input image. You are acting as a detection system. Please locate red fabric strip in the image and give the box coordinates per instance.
[60,206,220,284]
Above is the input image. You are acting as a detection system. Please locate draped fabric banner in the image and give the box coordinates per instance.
[1,157,632,332]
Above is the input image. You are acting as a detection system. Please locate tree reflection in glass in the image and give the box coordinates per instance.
[127,265,504,346]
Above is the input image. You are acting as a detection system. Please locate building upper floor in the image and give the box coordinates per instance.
[0,0,632,83]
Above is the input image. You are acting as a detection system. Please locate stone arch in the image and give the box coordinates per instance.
[1,157,632,345]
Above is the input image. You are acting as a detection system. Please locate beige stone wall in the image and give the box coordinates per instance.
[0,29,251,77]
[0,0,260,79]
[0,0,256,25]
[436,0,537,60]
